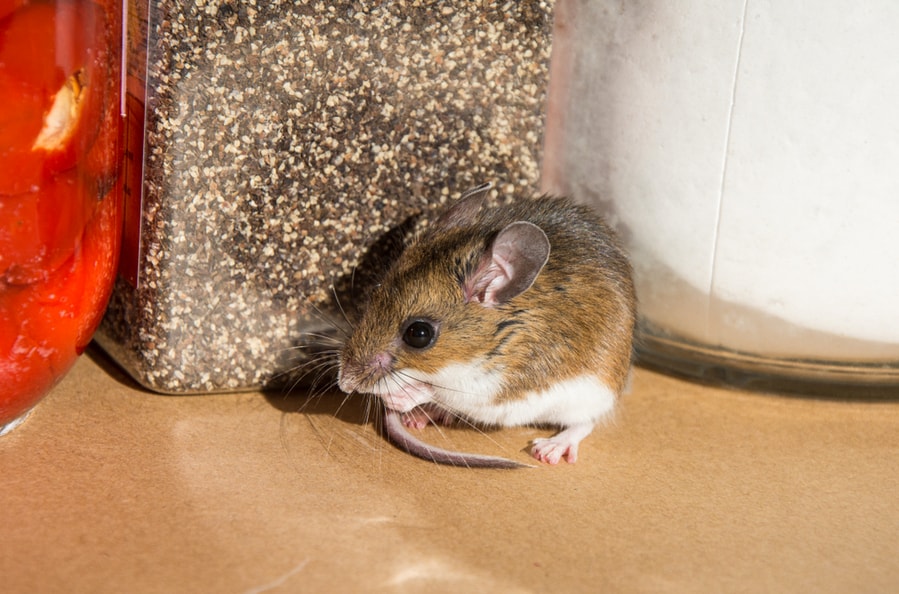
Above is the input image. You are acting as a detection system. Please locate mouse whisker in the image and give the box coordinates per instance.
[391,369,478,398]
[275,347,341,368]
[276,355,340,398]
[328,284,356,334]
[380,373,516,456]
[274,348,336,378]
[349,264,359,300]
[424,403,521,458]
[292,332,345,345]
[302,297,353,340]
[329,389,364,423]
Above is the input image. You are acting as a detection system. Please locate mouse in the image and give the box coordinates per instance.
[337,182,636,468]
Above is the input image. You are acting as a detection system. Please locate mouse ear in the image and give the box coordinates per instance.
[432,182,494,231]
[463,221,550,306]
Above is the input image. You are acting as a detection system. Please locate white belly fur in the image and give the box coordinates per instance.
[480,374,616,427]
[412,363,617,428]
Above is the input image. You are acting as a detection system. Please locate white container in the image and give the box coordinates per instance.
[542,0,899,393]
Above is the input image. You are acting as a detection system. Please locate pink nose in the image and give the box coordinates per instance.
[337,351,395,394]
[370,351,393,372]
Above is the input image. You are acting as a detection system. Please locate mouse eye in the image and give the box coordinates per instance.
[402,320,437,350]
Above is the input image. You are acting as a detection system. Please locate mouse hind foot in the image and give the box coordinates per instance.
[530,423,595,464]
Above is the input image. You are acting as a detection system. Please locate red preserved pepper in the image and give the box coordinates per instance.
[0,0,123,431]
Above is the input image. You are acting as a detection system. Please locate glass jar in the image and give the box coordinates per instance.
[542,0,899,395]
[0,0,123,434]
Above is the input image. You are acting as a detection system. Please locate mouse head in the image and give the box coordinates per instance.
[337,185,550,412]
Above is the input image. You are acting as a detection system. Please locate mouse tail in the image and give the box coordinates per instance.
[382,408,532,469]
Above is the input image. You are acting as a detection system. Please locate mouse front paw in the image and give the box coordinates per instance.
[400,403,456,430]
[400,407,432,430]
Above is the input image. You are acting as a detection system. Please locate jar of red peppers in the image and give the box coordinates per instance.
[0,0,123,434]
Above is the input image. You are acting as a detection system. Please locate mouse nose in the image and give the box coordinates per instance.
[337,351,395,394]
[370,351,394,372]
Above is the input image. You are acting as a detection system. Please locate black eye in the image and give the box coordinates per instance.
[402,320,437,349]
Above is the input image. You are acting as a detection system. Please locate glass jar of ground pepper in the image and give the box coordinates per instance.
[0,0,123,434]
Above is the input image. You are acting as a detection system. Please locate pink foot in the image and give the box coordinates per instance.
[530,423,595,465]
[400,403,455,430]
[531,438,578,464]
[400,407,432,430]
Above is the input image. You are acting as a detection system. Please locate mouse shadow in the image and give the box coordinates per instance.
[263,385,373,427]
[262,358,374,428]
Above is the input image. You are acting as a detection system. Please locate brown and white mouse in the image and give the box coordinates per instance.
[337,183,636,468]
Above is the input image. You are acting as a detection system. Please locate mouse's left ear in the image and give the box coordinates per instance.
[432,182,493,231]
[463,221,550,306]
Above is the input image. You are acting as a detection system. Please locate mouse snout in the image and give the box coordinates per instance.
[336,369,358,394]
[336,350,395,394]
